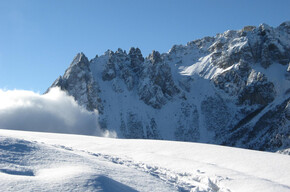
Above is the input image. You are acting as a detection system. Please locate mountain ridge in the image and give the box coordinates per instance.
[48,21,290,152]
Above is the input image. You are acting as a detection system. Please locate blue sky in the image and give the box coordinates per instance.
[0,0,289,93]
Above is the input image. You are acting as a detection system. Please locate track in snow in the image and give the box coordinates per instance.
[54,144,231,192]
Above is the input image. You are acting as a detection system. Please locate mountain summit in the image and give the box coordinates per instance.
[48,21,290,153]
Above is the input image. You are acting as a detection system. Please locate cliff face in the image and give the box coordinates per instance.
[48,21,290,152]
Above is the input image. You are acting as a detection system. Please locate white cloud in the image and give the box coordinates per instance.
[0,87,115,137]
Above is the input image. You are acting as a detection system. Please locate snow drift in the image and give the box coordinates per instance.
[0,129,289,192]
[0,87,114,137]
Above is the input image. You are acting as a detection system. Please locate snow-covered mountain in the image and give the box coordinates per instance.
[48,21,290,153]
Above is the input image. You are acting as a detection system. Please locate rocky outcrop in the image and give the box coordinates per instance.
[209,22,290,70]
[238,74,275,106]
[102,51,117,81]
[138,51,180,109]
[124,112,145,139]
[49,53,103,113]
[201,96,231,142]
[175,103,199,141]
[146,118,162,139]
[129,47,144,74]
[226,98,290,152]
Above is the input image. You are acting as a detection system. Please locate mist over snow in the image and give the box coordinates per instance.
[0,87,115,137]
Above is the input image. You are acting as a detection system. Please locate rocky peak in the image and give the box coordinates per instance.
[208,21,290,69]
[70,52,89,67]
[62,52,90,80]
[242,26,256,32]
[168,44,186,54]
[104,49,114,56]
[148,50,162,65]
[137,50,180,108]
[102,57,117,81]
[278,21,290,33]
[128,47,144,73]
[257,23,272,36]
[49,52,103,112]
[129,47,142,56]
[115,48,126,55]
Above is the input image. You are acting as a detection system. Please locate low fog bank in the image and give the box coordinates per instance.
[0,87,115,137]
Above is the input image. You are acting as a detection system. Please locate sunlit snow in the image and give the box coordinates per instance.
[0,129,289,192]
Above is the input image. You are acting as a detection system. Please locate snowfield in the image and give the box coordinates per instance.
[0,129,289,192]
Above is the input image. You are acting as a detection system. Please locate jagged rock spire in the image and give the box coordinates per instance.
[70,52,89,67]
[148,50,162,65]
[129,47,144,73]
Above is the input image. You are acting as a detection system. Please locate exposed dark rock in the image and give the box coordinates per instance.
[238,71,275,106]
[146,118,162,139]
[129,47,144,74]
[102,58,116,81]
[148,50,162,65]
[49,53,103,113]
[126,112,144,139]
[241,98,289,151]
[213,69,245,96]
[201,96,231,141]
[137,51,180,108]
[175,103,199,141]
[242,26,256,32]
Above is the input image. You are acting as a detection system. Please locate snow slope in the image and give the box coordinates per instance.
[0,129,289,192]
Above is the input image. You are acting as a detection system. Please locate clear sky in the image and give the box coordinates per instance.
[0,0,289,93]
